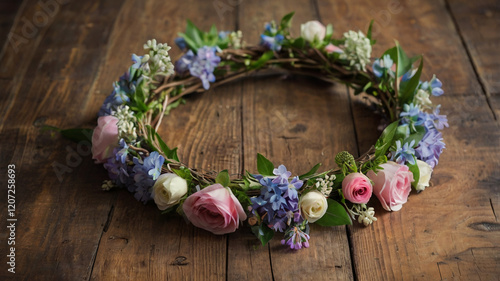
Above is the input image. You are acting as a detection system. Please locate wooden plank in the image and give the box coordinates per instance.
[89,0,239,280]
[446,0,500,118]
[235,1,355,280]
[0,0,23,51]
[0,0,126,280]
[317,0,500,280]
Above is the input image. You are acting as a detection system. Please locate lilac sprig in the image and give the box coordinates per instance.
[176,46,221,90]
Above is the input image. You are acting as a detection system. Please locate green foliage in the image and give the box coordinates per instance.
[251,224,275,246]
[399,56,423,106]
[366,20,376,45]
[45,126,93,143]
[215,169,230,187]
[325,24,334,41]
[299,163,321,180]
[383,41,419,79]
[407,161,420,189]
[179,20,231,52]
[374,120,399,158]
[314,199,352,226]
[248,51,275,70]
[279,12,295,31]
[257,153,274,176]
[172,166,193,184]
[232,188,251,211]
[145,125,180,162]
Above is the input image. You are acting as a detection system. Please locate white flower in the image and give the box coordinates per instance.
[416,160,433,192]
[112,105,137,142]
[152,173,188,210]
[301,21,326,43]
[299,190,328,223]
[357,207,377,226]
[414,89,432,108]
[340,30,372,71]
[315,174,335,196]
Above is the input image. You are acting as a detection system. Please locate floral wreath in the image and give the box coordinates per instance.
[85,13,448,250]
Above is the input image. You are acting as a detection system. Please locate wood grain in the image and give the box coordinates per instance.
[317,0,500,280]
[88,0,240,280]
[0,0,499,280]
[0,0,125,280]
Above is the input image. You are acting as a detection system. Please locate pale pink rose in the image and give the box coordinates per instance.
[182,184,247,235]
[342,172,373,204]
[91,116,119,163]
[367,161,414,211]
[325,43,343,54]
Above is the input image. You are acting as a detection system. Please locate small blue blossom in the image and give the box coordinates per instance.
[402,69,416,82]
[218,31,230,39]
[176,46,221,90]
[174,37,187,50]
[272,164,292,185]
[103,140,133,189]
[431,105,448,130]
[392,140,416,165]
[260,34,284,51]
[400,103,420,118]
[373,54,393,78]
[430,76,444,96]
[131,54,143,69]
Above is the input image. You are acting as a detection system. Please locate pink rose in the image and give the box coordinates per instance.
[366,161,414,211]
[325,43,343,54]
[342,172,373,204]
[92,116,119,163]
[182,184,247,235]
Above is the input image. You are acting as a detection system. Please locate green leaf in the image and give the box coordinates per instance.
[215,169,230,187]
[257,153,274,176]
[279,11,295,31]
[382,42,415,78]
[172,167,192,182]
[249,51,274,70]
[44,126,93,143]
[407,160,420,189]
[290,37,306,49]
[366,20,376,45]
[185,20,204,50]
[404,125,426,147]
[299,163,321,180]
[178,32,199,51]
[251,224,275,246]
[314,199,352,226]
[399,56,423,106]
[375,120,399,157]
[325,24,333,40]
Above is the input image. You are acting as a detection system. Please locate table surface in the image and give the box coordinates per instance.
[1,0,499,280]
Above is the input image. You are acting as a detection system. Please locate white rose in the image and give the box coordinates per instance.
[299,190,328,223]
[301,21,326,42]
[152,173,188,210]
[416,160,433,192]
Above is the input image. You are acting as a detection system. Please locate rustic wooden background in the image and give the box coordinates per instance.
[1,0,499,280]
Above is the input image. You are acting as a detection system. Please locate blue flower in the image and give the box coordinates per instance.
[372,54,393,78]
[250,165,303,232]
[218,31,230,39]
[430,76,444,96]
[402,69,416,82]
[174,37,187,50]
[392,140,416,165]
[130,151,165,203]
[431,105,448,130]
[103,140,133,188]
[260,34,284,51]
[400,103,420,118]
[131,54,143,69]
[176,46,221,90]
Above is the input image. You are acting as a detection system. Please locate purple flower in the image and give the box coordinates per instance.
[176,46,221,90]
[431,105,448,130]
[103,140,133,188]
[415,128,445,168]
[281,224,310,250]
[272,164,292,185]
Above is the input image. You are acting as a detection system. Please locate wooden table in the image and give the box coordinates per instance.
[1,0,499,280]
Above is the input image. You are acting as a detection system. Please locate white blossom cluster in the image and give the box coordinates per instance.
[315,174,335,197]
[228,30,244,49]
[357,206,377,226]
[143,39,175,77]
[340,30,372,71]
[413,89,432,108]
[112,105,137,141]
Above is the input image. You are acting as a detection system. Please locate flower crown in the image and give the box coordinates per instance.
[88,12,448,250]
